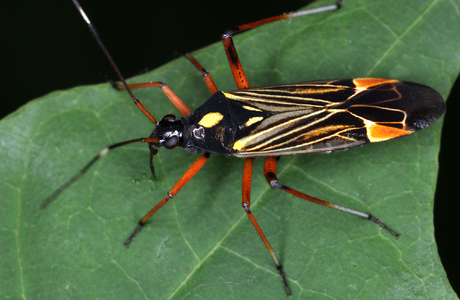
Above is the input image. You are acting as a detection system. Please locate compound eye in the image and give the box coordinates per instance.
[162,114,177,122]
[164,135,179,149]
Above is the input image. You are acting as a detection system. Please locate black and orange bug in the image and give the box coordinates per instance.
[42,0,446,295]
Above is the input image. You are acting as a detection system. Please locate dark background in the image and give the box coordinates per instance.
[2,0,458,295]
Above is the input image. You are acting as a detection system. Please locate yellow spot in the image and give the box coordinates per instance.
[222,92,235,99]
[245,117,263,127]
[366,123,412,142]
[233,137,250,151]
[242,105,262,112]
[198,112,224,128]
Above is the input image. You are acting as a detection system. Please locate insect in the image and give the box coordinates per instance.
[42,0,445,295]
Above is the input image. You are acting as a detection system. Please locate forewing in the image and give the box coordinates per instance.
[224,79,444,157]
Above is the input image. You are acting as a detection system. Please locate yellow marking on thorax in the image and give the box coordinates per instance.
[198,112,224,128]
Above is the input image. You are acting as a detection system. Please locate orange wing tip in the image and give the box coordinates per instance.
[353,78,397,89]
[367,123,412,143]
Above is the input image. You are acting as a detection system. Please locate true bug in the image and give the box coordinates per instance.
[42,0,446,296]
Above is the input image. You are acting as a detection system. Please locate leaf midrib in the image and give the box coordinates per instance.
[366,0,439,76]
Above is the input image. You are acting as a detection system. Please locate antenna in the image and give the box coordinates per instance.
[71,0,157,124]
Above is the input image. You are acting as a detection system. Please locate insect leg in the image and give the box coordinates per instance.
[221,0,344,89]
[106,48,220,117]
[124,152,211,245]
[176,50,219,94]
[263,157,400,237]
[242,158,291,295]
[39,137,159,210]
[108,81,192,117]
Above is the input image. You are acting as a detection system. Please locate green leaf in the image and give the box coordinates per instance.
[1,0,458,299]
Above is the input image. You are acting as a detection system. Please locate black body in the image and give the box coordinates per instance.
[149,79,445,158]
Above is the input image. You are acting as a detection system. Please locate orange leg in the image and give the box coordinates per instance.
[177,50,219,94]
[124,152,211,245]
[107,49,222,117]
[242,158,291,295]
[263,157,400,237]
[221,0,344,89]
[111,81,192,117]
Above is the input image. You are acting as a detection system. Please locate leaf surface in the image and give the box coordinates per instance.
[1,0,459,299]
